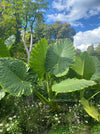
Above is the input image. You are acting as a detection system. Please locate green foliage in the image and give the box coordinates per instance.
[91,56,100,81]
[0,87,5,100]
[72,52,95,79]
[81,97,100,121]
[87,44,94,55]
[0,58,32,96]
[52,79,96,93]
[33,88,49,104]
[0,38,10,57]
[45,38,75,77]
[29,39,48,78]
[46,21,76,42]
[5,35,16,49]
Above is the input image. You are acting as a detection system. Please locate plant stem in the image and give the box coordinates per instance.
[88,90,100,101]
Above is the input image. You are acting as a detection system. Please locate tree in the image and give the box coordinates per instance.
[87,44,94,55]
[2,0,49,64]
[95,43,100,51]
[46,21,76,42]
[34,14,48,44]
[92,43,100,61]
[0,0,21,41]
[76,48,81,56]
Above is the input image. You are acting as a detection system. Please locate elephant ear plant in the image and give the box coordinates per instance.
[29,38,96,110]
[0,37,15,99]
[0,38,98,117]
[71,52,100,121]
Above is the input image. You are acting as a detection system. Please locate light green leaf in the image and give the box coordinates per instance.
[45,38,75,77]
[29,39,48,78]
[81,97,100,121]
[0,38,10,57]
[5,35,16,49]
[72,52,95,80]
[52,79,96,93]
[0,87,5,100]
[0,58,32,96]
[91,56,100,81]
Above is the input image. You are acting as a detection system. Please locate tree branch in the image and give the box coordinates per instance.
[22,15,29,56]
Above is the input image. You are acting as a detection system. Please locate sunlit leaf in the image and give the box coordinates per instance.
[29,39,48,78]
[72,52,95,79]
[52,79,96,93]
[5,35,16,49]
[45,38,75,77]
[81,97,100,121]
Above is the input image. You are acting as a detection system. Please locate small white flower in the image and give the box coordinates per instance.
[85,120,88,123]
[55,114,57,117]
[58,121,60,123]
[13,115,16,118]
[55,117,58,120]
[9,117,12,120]
[0,129,3,133]
[0,124,3,126]
[7,128,10,131]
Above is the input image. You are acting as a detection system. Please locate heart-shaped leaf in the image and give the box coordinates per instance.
[45,38,75,77]
[0,58,32,96]
[72,52,95,80]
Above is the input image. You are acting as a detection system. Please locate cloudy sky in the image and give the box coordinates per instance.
[45,0,100,51]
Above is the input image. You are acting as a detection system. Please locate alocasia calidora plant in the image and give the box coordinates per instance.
[29,38,96,110]
[0,37,15,99]
[0,38,99,120]
[71,52,100,121]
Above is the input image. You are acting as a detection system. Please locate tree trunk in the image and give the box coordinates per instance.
[22,17,35,106]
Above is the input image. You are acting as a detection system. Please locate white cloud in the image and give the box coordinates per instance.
[47,0,100,26]
[74,27,100,51]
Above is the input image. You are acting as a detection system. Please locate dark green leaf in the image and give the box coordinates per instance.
[0,58,32,96]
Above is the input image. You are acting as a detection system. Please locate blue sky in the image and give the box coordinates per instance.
[44,0,100,51]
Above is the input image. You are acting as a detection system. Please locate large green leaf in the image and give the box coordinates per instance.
[81,97,100,121]
[45,38,75,77]
[5,35,16,49]
[29,39,48,78]
[0,87,5,100]
[0,58,32,96]
[0,38,10,57]
[72,52,95,80]
[52,79,96,93]
[91,56,100,81]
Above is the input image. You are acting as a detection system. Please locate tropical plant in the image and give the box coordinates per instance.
[29,38,96,111]
[0,38,99,119]
[71,52,100,121]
